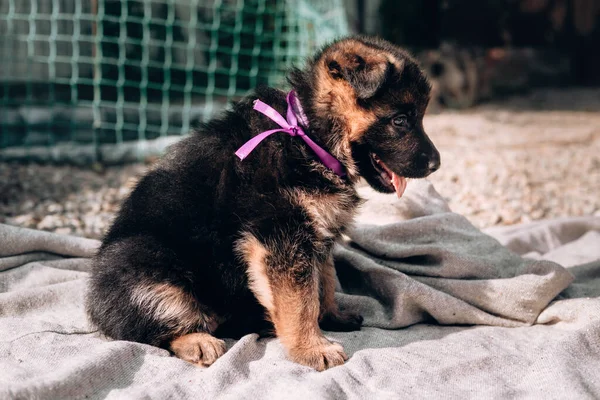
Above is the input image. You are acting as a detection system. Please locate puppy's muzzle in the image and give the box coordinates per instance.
[413,129,441,177]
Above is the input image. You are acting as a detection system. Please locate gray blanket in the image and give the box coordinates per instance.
[1,181,599,399]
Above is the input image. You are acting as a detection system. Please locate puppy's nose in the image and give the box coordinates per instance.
[420,152,440,173]
[428,155,440,173]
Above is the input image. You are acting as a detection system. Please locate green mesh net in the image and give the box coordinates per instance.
[0,0,348,163]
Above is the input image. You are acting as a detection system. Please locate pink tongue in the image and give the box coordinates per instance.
[391,173,407,198]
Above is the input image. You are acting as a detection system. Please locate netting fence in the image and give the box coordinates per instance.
[0,0,348,164]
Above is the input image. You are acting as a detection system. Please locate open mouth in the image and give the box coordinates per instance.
[369,153,408,198]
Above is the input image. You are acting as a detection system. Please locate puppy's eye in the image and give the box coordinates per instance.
[392,115,408,127]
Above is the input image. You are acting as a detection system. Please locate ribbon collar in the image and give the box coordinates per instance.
[235,91,346,177]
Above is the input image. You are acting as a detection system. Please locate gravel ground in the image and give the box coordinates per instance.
[1,88,599,239]
[426,88,600,227]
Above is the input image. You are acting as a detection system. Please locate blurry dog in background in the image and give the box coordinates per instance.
[87,36,440,371]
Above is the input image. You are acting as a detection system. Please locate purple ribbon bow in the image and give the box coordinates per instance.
[235,91,346,177]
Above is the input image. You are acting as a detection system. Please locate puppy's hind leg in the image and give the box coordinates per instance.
[169,332,227,367]
[87,236,226,367]
[130,280,227,367]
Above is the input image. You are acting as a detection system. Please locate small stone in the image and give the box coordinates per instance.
[47,204,63,213]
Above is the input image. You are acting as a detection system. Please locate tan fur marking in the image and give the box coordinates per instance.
[271,271,320,344]
[235,233,275,313]
[335,139,360,179]
[130,281,216,333]
[283,189,356,239]
[316,66,378,143]
[386,54,405,72]
[270,268,347,371]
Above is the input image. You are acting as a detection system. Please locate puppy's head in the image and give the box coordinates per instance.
[290,36,440,196]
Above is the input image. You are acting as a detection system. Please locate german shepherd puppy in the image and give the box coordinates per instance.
[87,36,440,371]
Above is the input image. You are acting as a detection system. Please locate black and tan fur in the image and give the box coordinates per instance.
[86,36,440,371]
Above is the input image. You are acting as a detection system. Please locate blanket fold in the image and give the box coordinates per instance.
[335,203,573,328]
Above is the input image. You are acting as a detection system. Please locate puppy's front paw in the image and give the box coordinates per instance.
[289,338,348,371]
[170,332,227,367]
[320,310,364,332]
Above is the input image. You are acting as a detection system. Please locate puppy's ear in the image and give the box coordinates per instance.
[326,51,392,99]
